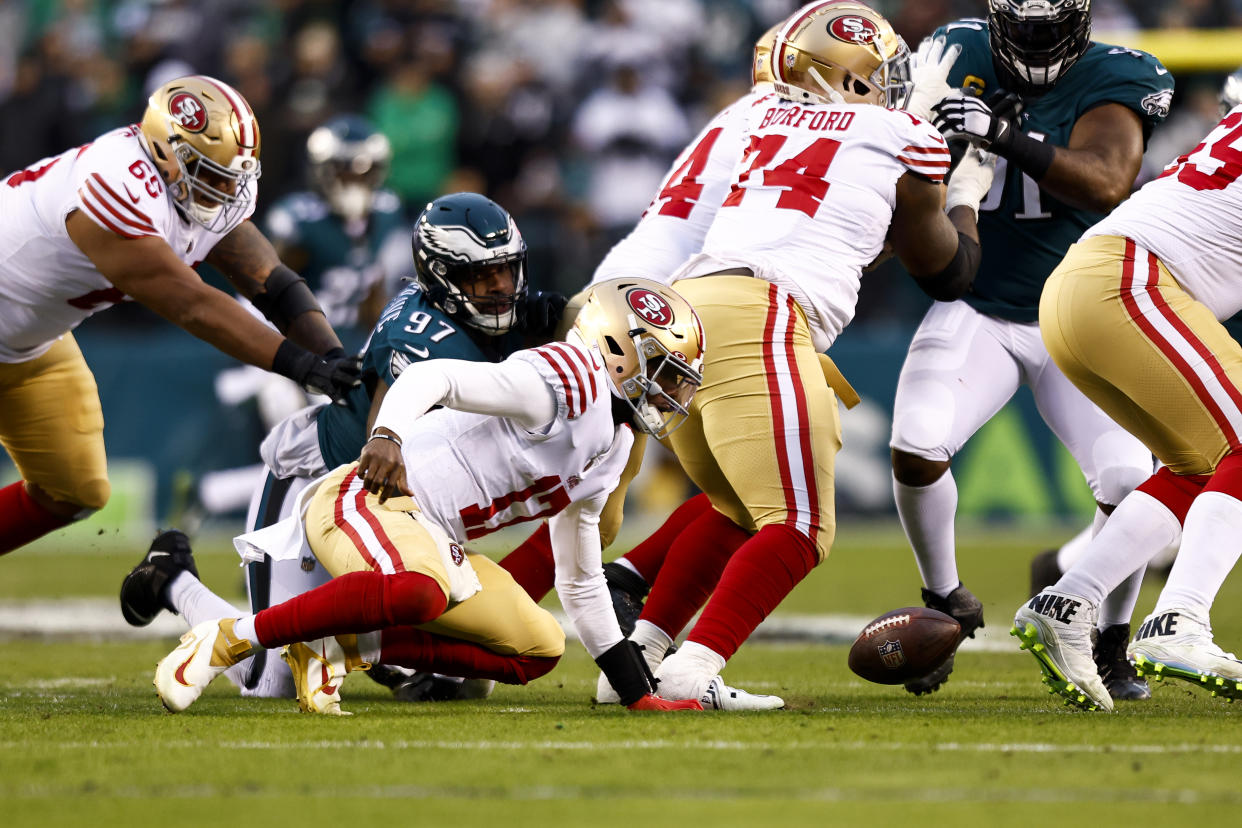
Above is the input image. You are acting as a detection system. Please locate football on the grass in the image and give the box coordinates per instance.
[847,607,961,684]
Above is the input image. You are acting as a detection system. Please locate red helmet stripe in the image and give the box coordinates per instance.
[196,75,258,155]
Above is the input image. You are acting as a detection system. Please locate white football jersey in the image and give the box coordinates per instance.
[0,125,255,362]
[671,97,949,351]
[590,89,763,285]
[400,341,633,544]
[1084,108,1242,320]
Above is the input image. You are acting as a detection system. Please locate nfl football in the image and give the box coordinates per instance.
[847,607,961,684]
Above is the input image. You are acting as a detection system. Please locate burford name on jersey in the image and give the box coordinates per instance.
[758,105,858,133]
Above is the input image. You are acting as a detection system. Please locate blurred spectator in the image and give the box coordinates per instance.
[369,56,458,209]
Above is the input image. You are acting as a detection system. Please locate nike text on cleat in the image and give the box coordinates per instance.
[904,584,985,696]
[153,618,253,713]
[283,635,370,716]
[120,529,199,627]
[1127,608,1242,701]
[1012,590,1112,712]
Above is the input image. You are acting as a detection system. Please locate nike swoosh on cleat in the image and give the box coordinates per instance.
[173,641,203,687]
[148,551,171,559]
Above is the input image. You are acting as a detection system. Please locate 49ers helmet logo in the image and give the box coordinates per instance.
[626,288,673,328]
[828,15,879,45]
[168,92,208,133]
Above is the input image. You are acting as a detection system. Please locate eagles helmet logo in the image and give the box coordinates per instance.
[168,92,208,133]
[626,288,674,328]
[828,15,880,45]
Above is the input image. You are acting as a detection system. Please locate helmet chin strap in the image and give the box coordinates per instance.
[808,67,847,105]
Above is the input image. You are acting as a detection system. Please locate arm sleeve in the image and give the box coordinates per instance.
[76,169,161,240]
[548,494,624,659]
[896,117,952,183]
[371,357,557,441]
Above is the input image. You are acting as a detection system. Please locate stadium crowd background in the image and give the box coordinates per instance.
[2,0,1240,528]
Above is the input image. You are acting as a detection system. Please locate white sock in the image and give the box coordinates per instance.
[1054,523,1094,571]
[1057,491,1181,605]
[632,620,673,667]
[676,640,726,676]
[1156,491,1242,615]
[358,631,382,665]
[232,614,261,648]
[1099,566,1145,629]
[893,471,959,597]
[168,571,245,627]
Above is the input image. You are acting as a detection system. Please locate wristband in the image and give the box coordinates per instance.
[368,431,403,449]
[270,339,313,383]
[995,129,1056,181]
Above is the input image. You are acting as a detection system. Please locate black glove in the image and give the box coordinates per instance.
[523,290,569,340]
[271,341,363,401]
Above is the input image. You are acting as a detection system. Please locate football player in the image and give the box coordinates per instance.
[626,3,990,709]
[153,278,707,715]
[1015,92,1242,710]
[0,75,361,556]
[887,0,1172,699]
[123,192,551,700]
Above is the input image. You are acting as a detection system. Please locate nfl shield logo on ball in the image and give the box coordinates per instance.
[877,639,906,669]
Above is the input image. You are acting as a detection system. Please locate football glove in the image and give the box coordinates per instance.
[523,290,569,340]
[272,342,363,401]
[945,145,998,218]
[905,36,962,122]
[931,90,1023,153]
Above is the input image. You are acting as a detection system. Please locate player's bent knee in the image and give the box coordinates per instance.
[1094,462,1150,508]
[503,654,561,685]
[891,448,950,487]
[520,606,566,659]
[29,477,110,518]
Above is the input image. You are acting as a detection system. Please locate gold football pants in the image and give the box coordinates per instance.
[668,275,842,561]
[1041,234,1242,475]
[0,334,109,509]
[304,463,564,658]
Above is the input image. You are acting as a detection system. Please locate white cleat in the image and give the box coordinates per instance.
[154,619,253,713]
[1128,608,1242,701]
[1011,590,1112,712]
[655,651,784,711]
[282,635,369,716]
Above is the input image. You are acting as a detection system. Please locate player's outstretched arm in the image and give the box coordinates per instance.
[889,171,982,302]
[206,219,344,356]
[1033,103,1144,213]
[66,210,361,400]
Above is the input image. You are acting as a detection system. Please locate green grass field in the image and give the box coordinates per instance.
[2,521,1240,826]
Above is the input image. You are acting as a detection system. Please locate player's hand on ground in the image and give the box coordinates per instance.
[905,36,962,121]
[358,429,411,503]
[627,694,704,711]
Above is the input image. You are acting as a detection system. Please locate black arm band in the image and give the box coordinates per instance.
[594,639,655,706]
[251,265,321,333]
[270,339,314,383]
[997,129,1056,181]
[913,232,980,302]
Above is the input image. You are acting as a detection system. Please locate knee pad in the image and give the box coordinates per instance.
[1094,461,1151,508]
[890,380,957,461]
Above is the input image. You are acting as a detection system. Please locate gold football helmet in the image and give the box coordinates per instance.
[752,22,782,86]
[140,75,262,232]
[770,2,912,109]
[572,278,705,440]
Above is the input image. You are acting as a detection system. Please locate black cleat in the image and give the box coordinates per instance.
[1093,622,1151,701]
[1029,548,1062,598]
[119,529,199,627]
[603,561,649,638]
[904,584,985,696]
[367,664,493,701]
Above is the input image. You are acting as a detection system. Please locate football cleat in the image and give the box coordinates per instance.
[282,634,371,716]
[1028,547,1062,599]
[656,652,784,711]
[627,694,703,711]
[603,561,648,638]
[1012,590,1112,712]
[154,618,253,713]
[120,529,199,627]
[1093,623,1150,701]
[595,637,666,705]
[369,665,495,702]
[903,584,984,695]
[1128,608,1242,701]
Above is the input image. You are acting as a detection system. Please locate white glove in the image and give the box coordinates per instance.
[945,146,998,218]
[904,36,962,121]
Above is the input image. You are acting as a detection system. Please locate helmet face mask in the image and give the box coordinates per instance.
[306,115,392,223]
[771,3,913,110]
[1221,68,1242,116]
[988,0,1092,96]
[572,279,705,440]
[140,75,261,232]
[412,193,528,335]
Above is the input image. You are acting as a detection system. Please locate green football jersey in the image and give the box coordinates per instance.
[936,19,1174,322]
